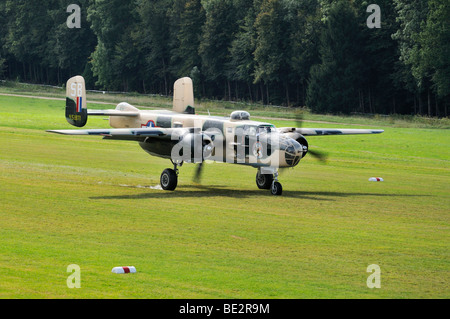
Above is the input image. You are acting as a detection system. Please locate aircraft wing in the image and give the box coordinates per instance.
[279,128,384,136]
[46,127,193,142]
[47,127,167,138]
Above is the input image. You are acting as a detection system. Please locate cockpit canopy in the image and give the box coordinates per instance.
[257,125,275,134]
[230,110,250,121]
[237,124,276,136]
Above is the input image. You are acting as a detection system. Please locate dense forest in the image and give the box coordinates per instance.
[0,0,448,116]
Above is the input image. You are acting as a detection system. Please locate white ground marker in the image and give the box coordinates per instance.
[112,266,137,274]
[369,177,384,182]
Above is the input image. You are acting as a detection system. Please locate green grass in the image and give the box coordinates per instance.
[0,94,449,298]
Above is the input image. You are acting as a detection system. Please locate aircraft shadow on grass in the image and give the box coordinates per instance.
[90,185,431,201]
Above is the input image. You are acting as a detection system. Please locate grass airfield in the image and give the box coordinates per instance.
[0,93,449,298]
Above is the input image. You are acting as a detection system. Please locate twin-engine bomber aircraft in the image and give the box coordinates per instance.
[48,76,383,195]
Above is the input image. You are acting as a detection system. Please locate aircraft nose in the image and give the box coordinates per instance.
[284,139,303,167]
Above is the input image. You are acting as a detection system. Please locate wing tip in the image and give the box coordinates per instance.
[46,130,65,135]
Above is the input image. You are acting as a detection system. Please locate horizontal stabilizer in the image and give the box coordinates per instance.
[88,109,139,117]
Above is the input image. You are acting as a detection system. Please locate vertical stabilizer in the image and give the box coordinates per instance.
[65,75,87,127]
[173,77,195,114]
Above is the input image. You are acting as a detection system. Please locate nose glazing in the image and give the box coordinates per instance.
[284,139,303,167]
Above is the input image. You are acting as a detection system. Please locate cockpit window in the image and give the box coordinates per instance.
[257,125,275,134]
[237,124,275,136]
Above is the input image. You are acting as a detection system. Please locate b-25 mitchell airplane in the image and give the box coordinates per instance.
[48,76,383,195]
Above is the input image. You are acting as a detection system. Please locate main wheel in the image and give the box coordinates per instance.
[256,171,273,189]
[160,169,178,191]
[270,181,283,196]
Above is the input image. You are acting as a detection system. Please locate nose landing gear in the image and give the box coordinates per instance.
[270,171,282,196]
[271,181,283,196]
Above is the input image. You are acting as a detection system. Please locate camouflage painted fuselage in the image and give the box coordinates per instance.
[109,103,303,168]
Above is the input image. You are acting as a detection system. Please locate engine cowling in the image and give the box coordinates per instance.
[280,130,309,158]
[295,135,308,158]
[178,133,214,163]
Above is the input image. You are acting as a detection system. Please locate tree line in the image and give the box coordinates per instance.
[0,0,448,116]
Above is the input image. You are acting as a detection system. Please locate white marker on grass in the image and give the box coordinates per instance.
[112,266,137,274]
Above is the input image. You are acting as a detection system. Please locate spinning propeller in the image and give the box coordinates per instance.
[193,162,203,183]
[294,109,328,163]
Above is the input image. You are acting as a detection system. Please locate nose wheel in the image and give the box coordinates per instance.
[270,171,282,196]
[271,181,282,196]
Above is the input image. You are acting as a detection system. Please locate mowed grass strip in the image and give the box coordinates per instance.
[0,95,449,298]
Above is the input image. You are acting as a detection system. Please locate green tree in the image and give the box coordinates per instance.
[355,0,403,114]
[392,0,429,114]
[0,54,5,80]
[136,0,173,95]
[199,0,237,99]
[170,0,205,79]
[306,1,365,114]
[287,0,322,106]
[47,0,97,84]
[0,1,6,79]
[228,2,258,101]
[254,0,291,104]
[88,0,138,90]
[4,0,56,82]
[420,0,450,100]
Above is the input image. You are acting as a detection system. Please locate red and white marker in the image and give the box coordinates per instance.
[369,177,384,182]
[112,266,136,274]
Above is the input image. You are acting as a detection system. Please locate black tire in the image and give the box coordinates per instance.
[256,171,273,189]
[271,181,283,196]
[160,169,178,191]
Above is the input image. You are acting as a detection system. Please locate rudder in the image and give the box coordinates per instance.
[173,77,195,114]
[65,75,87,127]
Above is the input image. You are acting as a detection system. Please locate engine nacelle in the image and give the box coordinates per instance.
[281,131,309,158]
[295,135,308,158]
[177,133,214,163]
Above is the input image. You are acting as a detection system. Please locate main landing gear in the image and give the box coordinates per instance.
[160,160,182,191]
[160,163,283,195]
[256,168,282,196]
